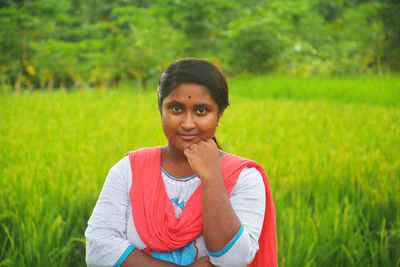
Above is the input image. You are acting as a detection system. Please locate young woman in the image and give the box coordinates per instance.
[85,58,277,267]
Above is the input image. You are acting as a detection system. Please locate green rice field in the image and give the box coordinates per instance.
[1,75,400,266]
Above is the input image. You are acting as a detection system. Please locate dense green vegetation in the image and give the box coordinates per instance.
[1,76,399,266]
[1,1,399,265]
[1,0,399,92]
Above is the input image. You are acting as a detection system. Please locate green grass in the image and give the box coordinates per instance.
[229,75,400,107]
[1,75,399,266]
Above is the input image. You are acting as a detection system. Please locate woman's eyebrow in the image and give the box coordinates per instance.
[165,101,183,106]
[194,103,212,108]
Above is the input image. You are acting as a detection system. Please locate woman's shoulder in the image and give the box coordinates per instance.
[125,146,161,164]
[108,155,131,178]
[221,152,264,169]
[111,145,160,176]
[230,166,266,202]
[221,152,268,187]
[126,146,161,156]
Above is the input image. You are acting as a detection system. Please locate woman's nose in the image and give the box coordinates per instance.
[181,112,196,130]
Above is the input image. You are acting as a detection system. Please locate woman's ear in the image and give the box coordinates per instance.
[217,111,224,122]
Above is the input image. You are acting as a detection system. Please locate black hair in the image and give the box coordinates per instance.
[158,58,230,149]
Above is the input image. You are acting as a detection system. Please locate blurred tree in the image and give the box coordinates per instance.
[323,2,387,74]
[0,4,37,91]
[224,10,284,73]
[380,0,400,70]
[107,5,185,88]
[268,0,329,76]
[157,0,237,55]
[0,0,399,91]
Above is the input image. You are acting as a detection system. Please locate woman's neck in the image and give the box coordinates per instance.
[162,144,187,163]
[161,144,194,178]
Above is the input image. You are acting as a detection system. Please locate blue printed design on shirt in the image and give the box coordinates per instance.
[171,197,185,210]
[171,197,185,219]
[151,241,198,266]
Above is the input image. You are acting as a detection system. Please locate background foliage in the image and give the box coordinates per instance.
[0,0,399,91]
[1,1,399,266]
[1,75,399,266]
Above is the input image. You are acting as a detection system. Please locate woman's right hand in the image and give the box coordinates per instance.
[189,256,215,267]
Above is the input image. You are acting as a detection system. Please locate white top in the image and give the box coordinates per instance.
[85,155,266,267]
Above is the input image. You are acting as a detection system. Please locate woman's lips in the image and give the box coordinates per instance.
[178,134,198,141]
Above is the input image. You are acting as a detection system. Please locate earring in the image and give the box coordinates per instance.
[217,122,220,127]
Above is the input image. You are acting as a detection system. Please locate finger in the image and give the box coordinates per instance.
[190,143,198,150]
[199,140,209,147]
[207,139,218,149]
[207,138,216,145]
[183,148,191,158]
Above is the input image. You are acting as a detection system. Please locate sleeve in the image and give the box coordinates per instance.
[85,156,135,267]
[208,167,266,267]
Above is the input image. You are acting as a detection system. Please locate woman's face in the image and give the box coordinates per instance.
[160,83,221,152]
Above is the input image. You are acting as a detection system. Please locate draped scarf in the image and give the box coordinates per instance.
[128,147,277,267]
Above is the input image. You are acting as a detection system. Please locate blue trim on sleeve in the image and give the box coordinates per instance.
[208,225,244,258]
[114,244,135,267]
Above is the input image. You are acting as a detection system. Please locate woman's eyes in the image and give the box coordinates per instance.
[196,107,207,114]
[170,106,182,112]
[169,106,208,114]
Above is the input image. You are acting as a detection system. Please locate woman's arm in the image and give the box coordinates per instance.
[208,167,265,266]
[85,157,174,267]
[201,169,242,253]
[184,140,266,266]
[184,140,241,252]
[85,157,136,266]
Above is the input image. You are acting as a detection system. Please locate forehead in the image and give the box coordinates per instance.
[165,83,215,103]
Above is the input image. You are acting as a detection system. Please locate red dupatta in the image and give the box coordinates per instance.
[128,146,277,266]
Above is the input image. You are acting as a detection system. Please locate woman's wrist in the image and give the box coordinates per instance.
[199,172,223,185]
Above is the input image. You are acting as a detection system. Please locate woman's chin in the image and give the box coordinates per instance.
[179,142,194,152]
[167,141,193,154]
